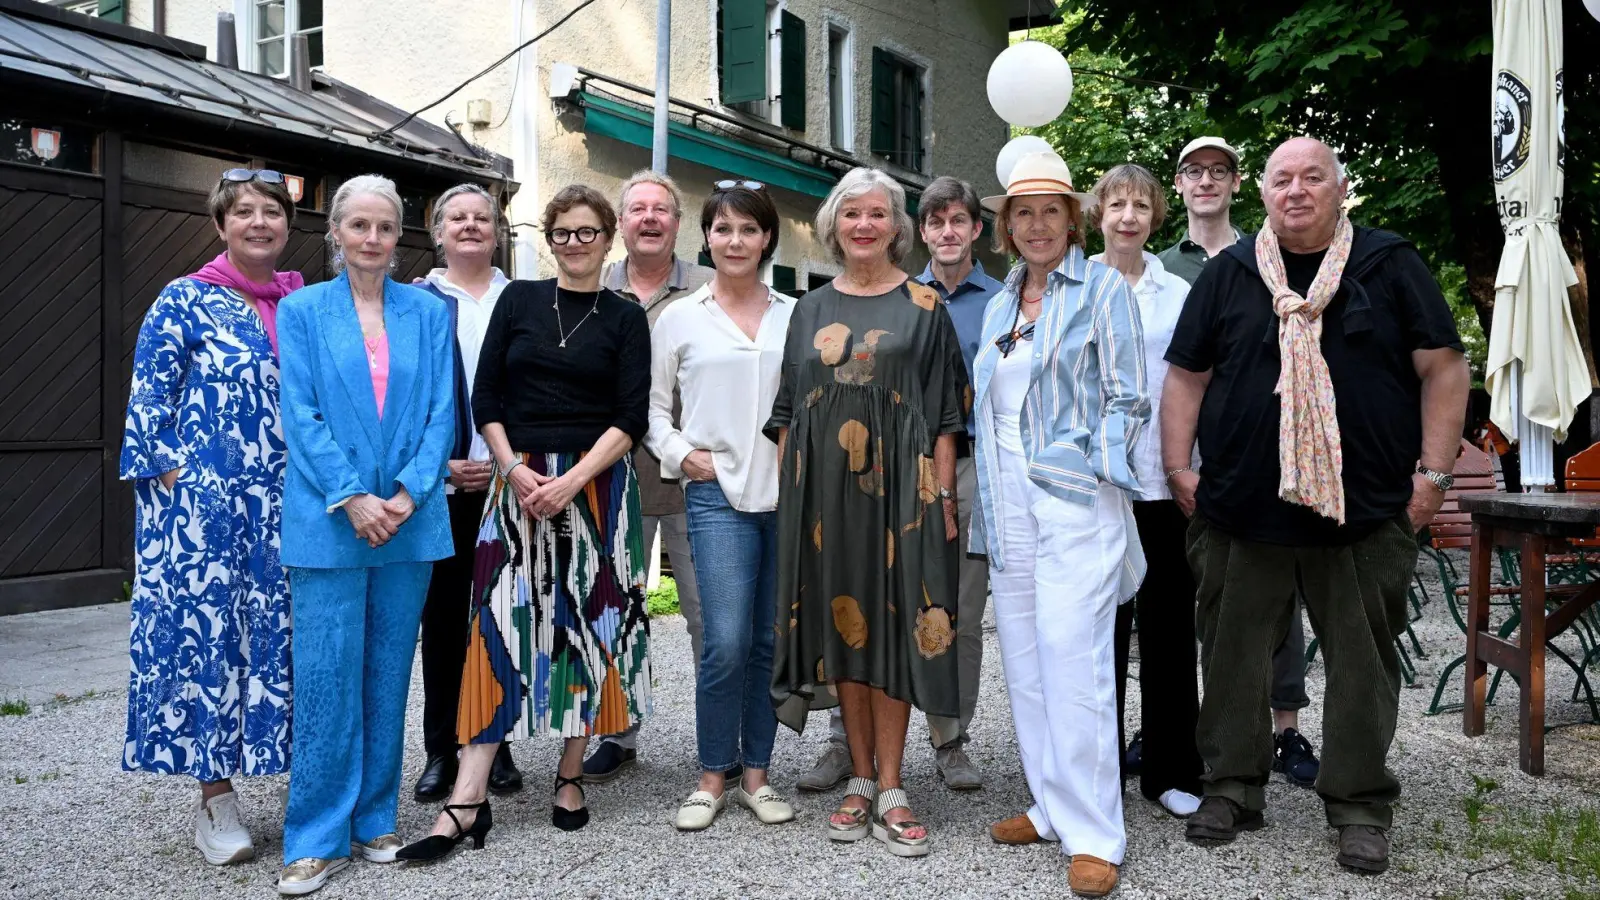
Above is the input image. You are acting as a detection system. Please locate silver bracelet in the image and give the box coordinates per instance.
[502,459,524,477]
[1164,466,1194,482]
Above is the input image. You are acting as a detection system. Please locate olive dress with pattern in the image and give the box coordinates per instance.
[763,280,970,732]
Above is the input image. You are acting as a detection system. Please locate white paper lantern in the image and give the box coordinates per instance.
[996,135,1054,186]
[1586,0,1600,22]
[987,40,1074,128]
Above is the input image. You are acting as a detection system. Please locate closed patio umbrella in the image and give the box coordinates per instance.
[1483,0,1585,488]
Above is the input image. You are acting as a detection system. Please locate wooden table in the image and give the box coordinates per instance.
[1458,492,1600,775]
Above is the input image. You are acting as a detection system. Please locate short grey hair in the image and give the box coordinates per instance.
[326,174,403,273]
[815,167,914,266]
[430,183,499,245]
[617,169,684,218]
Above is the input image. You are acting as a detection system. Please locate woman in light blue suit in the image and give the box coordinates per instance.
[274,174,455,897]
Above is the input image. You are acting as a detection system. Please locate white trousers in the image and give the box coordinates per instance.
[990,447,1127,863]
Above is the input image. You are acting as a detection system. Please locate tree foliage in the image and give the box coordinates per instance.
[1028,0,1600,382]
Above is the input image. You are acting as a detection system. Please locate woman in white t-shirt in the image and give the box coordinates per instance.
[1089,163,1204,820]
[647,183,796,832]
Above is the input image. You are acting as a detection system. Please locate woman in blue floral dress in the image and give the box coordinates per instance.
[120,170,303,867]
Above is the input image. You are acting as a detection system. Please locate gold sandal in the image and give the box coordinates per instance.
[871,787,930,858]
[827,777,876,842]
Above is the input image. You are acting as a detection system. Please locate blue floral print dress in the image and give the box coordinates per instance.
[120,277,291,779]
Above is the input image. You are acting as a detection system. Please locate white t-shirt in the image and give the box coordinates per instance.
[989,323,1034,456]
[646,283,795,513]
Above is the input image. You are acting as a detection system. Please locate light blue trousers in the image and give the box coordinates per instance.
[283,562,431,863]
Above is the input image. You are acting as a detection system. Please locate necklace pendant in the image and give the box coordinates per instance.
[558,339,567,348]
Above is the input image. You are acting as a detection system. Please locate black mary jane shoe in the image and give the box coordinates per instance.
[552,775,590,832]
[488,742,524,795]
[395,801,493,863]
[413,753,458,803]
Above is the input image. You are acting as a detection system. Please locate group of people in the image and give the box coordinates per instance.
[119,130,1469,897]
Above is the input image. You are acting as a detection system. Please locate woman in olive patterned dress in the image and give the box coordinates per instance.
[764,167,967,858]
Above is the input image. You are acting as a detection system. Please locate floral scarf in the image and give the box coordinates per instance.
[1255,213,1354,523]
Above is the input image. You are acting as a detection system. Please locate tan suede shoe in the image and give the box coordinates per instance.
[989,813,1041,845]
[1068,855,1119,897]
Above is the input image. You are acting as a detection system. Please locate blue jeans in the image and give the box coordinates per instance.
[684,480,778,772]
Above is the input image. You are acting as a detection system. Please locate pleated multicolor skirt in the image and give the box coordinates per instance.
[457,451,651,742]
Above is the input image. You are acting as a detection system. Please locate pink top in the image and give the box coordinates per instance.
[364,333,390,418]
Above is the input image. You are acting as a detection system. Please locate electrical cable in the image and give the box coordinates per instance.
[371,0,601,142]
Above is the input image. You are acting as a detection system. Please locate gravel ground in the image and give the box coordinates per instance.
[4,550,1600,899]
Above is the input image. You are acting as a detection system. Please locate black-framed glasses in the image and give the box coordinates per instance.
[995,321,1036,358]
[548,226,602,245]
[220,168,286,185]
[713,179,765,192]
[1179,163,1237,182]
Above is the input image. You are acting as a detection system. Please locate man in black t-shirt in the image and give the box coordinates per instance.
[1161,138,1470,875]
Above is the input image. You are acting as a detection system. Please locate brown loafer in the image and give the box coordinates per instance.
[989,813,1040,845]
[1068,855,1119,897]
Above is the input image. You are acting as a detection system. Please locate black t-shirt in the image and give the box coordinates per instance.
[472,278,650,453]
[1164,228,1464,545]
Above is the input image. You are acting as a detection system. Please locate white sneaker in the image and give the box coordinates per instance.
[1159,789,1203,818]
[194,791,255,865]
[674,789,727,831]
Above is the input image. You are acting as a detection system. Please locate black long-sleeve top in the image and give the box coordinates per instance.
[472,278,651,453]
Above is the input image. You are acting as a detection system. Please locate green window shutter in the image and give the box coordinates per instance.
[772,265,797,294]
[870,48,895,159]
[720,0,767,105]
[779,11,806,131]
[97,0,125,22]
[698,249,714,268]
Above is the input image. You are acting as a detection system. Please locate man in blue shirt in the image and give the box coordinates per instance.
[795,176,1002,794]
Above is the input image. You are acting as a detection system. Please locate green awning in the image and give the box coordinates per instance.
[576,91,840,200]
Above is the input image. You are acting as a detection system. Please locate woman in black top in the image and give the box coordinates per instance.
[399,185,651,859]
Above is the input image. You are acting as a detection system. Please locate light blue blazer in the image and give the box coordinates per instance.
[277,271,456,569]
[969,246,1150,599]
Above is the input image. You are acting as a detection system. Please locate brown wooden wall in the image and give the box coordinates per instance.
[0,154,442,611]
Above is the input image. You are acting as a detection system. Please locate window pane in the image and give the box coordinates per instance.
[299,0,322,28]
[0,120,97,173]
[257,0,285,39]
[124,142,248,194]
[400,188,430,230]
[305,30,323,68]
[258,38,285,77]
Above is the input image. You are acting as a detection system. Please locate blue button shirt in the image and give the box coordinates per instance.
[916,259,1006,433]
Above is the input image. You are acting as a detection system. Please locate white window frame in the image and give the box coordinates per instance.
[234,0,324,77]
[824,17,854,152]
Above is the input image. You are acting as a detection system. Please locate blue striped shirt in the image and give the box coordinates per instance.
[969,245,1151,596]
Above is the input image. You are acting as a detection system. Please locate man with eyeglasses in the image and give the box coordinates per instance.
[1150,137,1323,796]
[584,170,715,785]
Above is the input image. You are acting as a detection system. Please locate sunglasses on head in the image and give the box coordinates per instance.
[220,168,286,186]
[713,179,765,192]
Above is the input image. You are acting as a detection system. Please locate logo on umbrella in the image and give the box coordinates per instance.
[1492,70,1532,182]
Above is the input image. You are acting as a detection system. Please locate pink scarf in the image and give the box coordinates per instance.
[1256,214,1355,523]
[189,253,304,355]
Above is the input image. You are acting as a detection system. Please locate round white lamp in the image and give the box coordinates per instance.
[996,135,1055,186]
[986,40,1073,127]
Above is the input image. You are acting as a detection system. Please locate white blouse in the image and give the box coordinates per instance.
[646,283,795,513]
[1091,251,1196,501]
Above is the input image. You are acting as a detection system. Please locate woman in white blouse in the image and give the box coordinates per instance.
[1089,164,1204,820]
[647,182,796,832]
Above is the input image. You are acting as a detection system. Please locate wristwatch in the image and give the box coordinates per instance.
[1416,465,1454,492]
[937,486,955,501]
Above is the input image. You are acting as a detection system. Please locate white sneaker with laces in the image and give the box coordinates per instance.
[194,791,255,865]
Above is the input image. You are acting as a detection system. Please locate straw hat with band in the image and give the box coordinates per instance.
[981,151,1097,213]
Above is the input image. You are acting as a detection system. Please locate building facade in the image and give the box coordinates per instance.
[126,0,1030,283]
